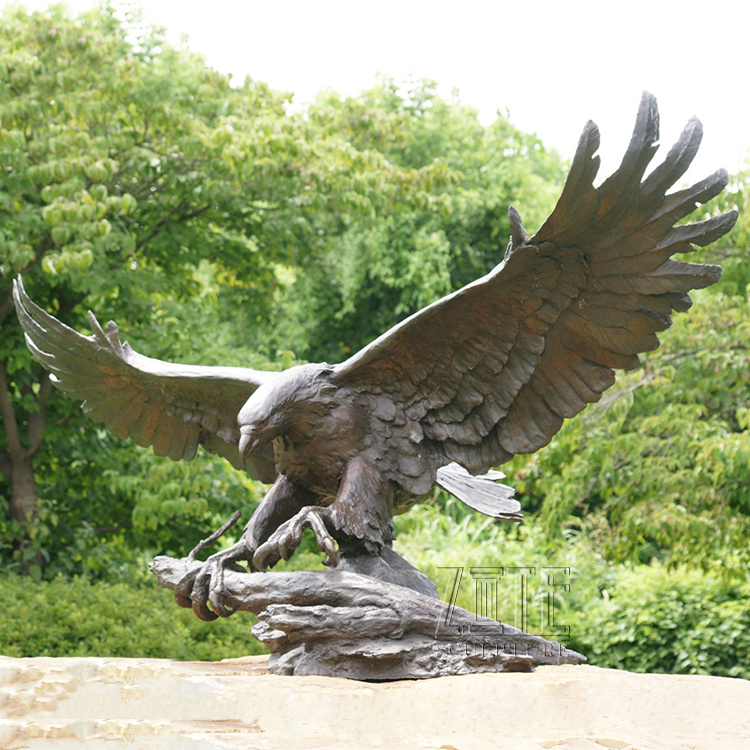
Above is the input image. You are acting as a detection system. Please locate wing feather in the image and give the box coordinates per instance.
[334,92,735,477]
[13,278,279,482]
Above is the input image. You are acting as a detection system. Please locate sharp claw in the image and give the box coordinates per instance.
[290,526,303,549]
[209,590,235,618]
[206,563,231,618]
[174,569,199,609]
[174,590,193,608]
[251,509,338,570]
[191,570,218,620]
[190,563,218,619]
[193,599,218,622]
[182,539,255,620]
[193,569,209,602]
[253,545,269,572]
[322,538,339,567]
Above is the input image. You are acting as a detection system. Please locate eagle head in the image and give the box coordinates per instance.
[237,363,336,463]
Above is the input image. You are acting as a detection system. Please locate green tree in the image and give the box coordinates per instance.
[0,4,451,574]
[261,79,566,362]
[0,4,284,540]
[690,167,750,298]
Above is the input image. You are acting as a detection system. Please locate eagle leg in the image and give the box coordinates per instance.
[327,454,395,555]
[253,506,339,572]
[180,474,314,620]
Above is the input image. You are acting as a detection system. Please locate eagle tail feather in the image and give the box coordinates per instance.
[435,463,522,522]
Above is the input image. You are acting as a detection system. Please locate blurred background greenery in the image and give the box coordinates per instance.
[1,3,749,677]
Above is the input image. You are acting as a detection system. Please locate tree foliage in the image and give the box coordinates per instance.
[0,571,267,659]
[266,80,564,362]
[567,564,750,678]
[0,3,289,569]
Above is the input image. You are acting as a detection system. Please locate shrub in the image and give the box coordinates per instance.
[0,573,267,661]
[566,565,750,678]
[3,511,749,680]
[396,505,750,679]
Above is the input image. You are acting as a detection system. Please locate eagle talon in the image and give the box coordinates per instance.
[209,588,235,618]
[174,590,193,609]
[208,560,238,617]
[252,506,338,572]
[187,539,252,620]
[193,597,219,622]
[321,538,339,567]
[252,542,275,572]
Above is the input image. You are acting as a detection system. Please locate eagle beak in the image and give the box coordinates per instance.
[239,429,260,463]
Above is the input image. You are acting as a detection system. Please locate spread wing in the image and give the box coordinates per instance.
[13,278,279,482]
[333,93,737,475]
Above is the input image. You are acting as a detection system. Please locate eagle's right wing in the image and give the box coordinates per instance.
[13,278,279,483]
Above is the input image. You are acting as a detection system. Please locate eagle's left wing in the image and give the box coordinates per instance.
[332,93,737,475]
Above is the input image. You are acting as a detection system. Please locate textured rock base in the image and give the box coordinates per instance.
[151,555,583,679]
[2,656,750,749]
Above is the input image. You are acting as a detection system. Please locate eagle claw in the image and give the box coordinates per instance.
[176,540,251,621]
[253,506,339,571]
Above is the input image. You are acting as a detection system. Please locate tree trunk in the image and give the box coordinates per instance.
[0,358,50,532]
[9,453,40,524]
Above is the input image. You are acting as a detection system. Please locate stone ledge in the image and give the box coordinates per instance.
[2,655,749,749]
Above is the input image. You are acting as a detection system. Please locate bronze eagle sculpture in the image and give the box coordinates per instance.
[13,93,737,621]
